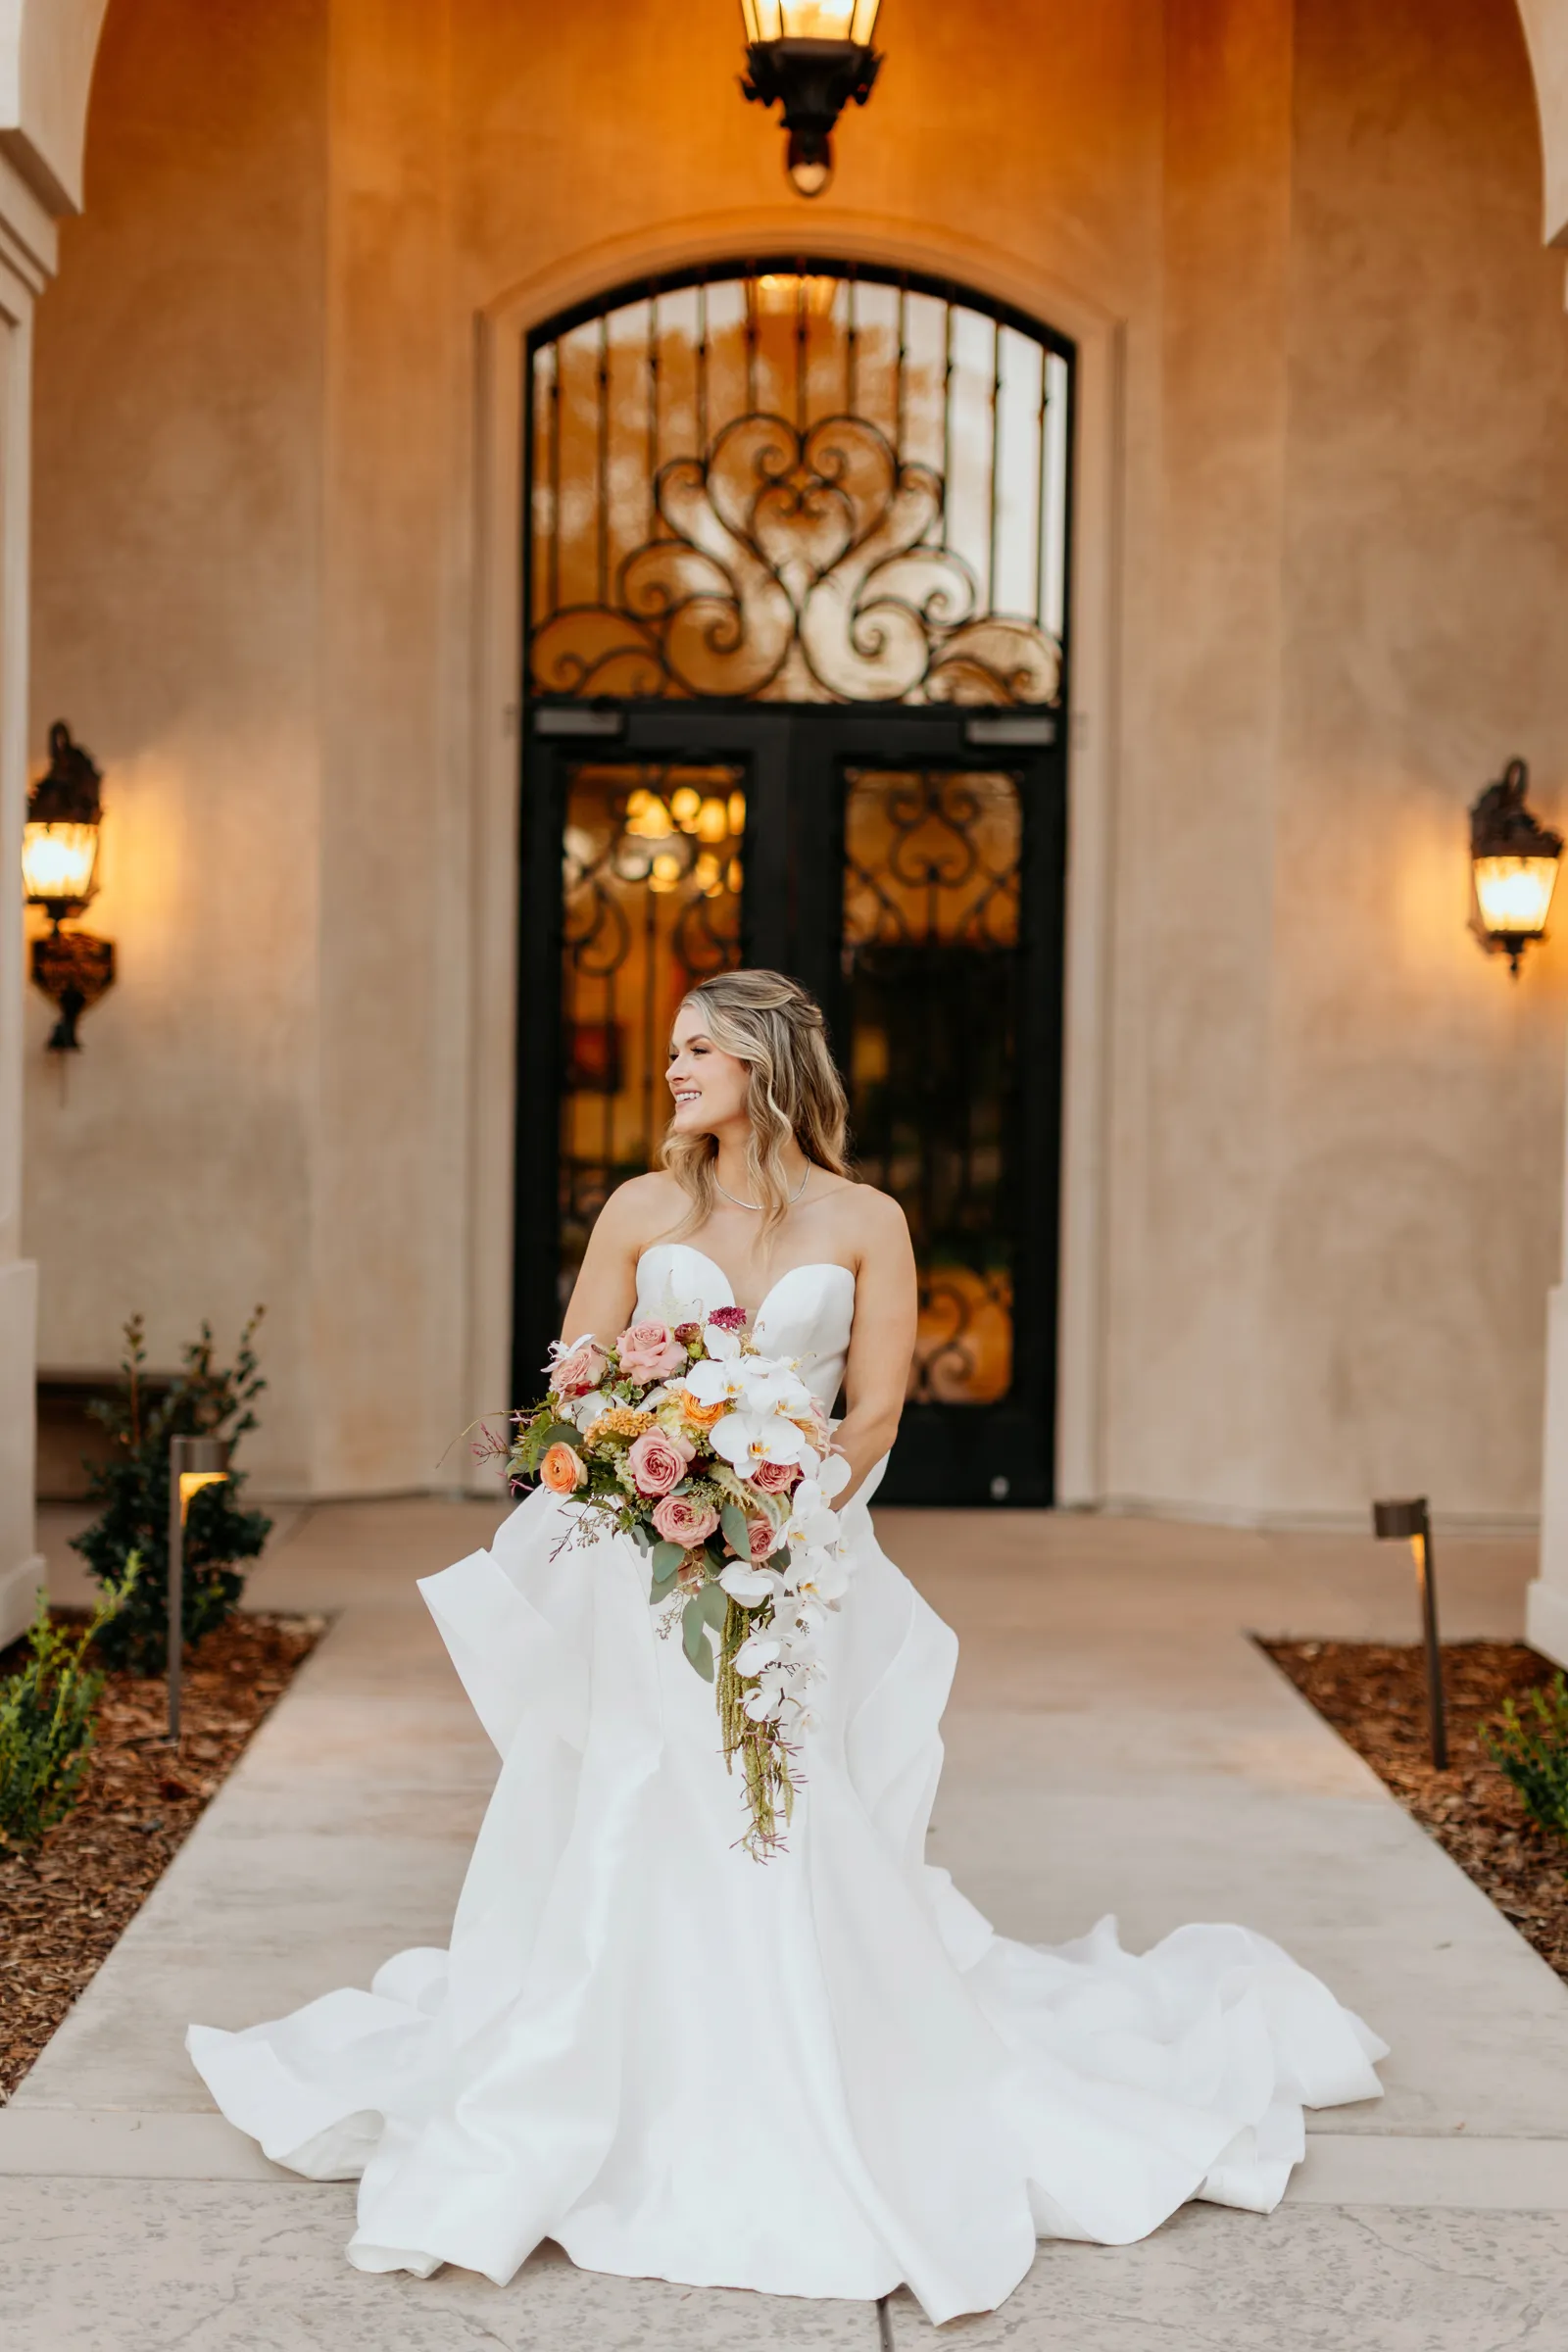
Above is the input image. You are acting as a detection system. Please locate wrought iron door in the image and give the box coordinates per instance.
[514,264,1072,1504]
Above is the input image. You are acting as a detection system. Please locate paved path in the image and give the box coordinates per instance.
[2,1503,1566,2348]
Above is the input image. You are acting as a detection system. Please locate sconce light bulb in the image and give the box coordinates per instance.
[786,128,833,196]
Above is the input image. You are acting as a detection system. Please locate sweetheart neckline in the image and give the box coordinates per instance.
[636,1241,856,1328]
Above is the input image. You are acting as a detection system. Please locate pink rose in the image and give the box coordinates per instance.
[652,1494,719,1547]
[750,1456,801,1494]
[626,1428,693,1497]
[549,1337,609,1399]
[746,1517,778,1562]
[614,1320,690,1383]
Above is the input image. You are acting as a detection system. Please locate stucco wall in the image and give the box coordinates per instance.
[26,0,325,1489]
[1265,0,1568,1521]
[20,0,1568,1515]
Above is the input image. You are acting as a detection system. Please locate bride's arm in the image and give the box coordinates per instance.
[557,1173,672,1349]
[831,1190,918,1504]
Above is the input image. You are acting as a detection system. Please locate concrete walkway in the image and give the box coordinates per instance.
[2,1502,1566,2348]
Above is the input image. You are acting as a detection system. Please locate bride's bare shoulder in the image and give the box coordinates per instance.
[815,1173,909,1249]
[598,1169,688,1246]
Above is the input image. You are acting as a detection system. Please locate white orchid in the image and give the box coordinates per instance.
[702,1316,743,1361]
[718,1560,780,1607]
[683,1356,745,1408]
[736,1360,814,1416]
[733,1629,784,1677]
[710,1406,813,1474]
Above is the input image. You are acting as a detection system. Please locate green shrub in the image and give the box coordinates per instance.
[1485,1673,1568,1841]
[72,1311,272,1673]
[0,1561,139,1851]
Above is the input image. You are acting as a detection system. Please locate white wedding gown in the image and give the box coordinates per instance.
[188,1244,1387,2324]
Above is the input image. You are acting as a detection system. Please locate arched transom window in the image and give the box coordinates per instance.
[527,264,1072,709]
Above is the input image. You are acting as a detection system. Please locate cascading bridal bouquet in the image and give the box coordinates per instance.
[508,1306,853,1858]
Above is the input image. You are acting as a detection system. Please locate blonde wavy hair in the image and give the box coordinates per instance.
[662,969,851,1238]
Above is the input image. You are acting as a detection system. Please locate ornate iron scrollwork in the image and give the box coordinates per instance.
[533,410,1059,708]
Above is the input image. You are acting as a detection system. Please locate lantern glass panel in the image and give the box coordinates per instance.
[22,819,99,907]
[1473,853,1560,941]
[742,0,880,40]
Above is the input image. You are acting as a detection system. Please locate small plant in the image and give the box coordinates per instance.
[72,1311,272,1672]
[1485,1674,1568,1841]
[0,1560,139,1851]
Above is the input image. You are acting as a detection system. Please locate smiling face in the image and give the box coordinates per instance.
[666,999,753,1139]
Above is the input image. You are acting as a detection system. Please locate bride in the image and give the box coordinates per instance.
[188,967,1387,2324]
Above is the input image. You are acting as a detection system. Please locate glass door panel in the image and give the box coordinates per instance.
[842,768,1022,1410]
[556,760,745,1319]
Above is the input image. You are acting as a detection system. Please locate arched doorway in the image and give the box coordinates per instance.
[513,261,1073,1505]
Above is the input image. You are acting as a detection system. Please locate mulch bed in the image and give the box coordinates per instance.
[0,1610,323,2103]
[1260,1638,1568,1984]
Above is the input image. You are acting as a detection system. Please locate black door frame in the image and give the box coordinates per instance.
[513,700,1067,1503]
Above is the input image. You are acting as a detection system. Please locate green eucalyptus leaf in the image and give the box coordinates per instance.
[650,1541,683,1582]
[682,1594,717,1681]
[766,1545,791,1573]
[720,1503,753,1561]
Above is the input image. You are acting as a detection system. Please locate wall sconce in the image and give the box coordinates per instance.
[739,0,883,197]
[1469,757,1561,977]
[22,720,116,1051]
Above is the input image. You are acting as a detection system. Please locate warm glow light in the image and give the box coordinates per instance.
[625,792,673,841]
[755,273,840,316]
[727,791,748,837]
[669,785,703,831]
[177,1469,228,1524]
[22,819,99,907]
[1473,854,1559,941]
[743,0,881,40]
[648,853,683,895]
[696,796,732,844]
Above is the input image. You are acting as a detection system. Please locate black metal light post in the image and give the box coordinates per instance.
[1371,1496,1447,1770]
[167,1436,230,1743]
[739,0,884,197]
[1469,758,1562,977]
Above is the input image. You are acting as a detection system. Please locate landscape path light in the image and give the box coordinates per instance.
[167,1436,230,1743]
[1371,1496,1447,1770]
[1469,757,1561,977]
[739,0,883,197]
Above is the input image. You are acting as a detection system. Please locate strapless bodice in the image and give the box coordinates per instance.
[634,1241,855,1411]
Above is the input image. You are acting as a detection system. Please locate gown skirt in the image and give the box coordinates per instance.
[187,1475,1387,2324]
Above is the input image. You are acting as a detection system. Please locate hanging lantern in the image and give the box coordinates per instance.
[22,720,116,1052]
[1469,758,1562,977]
[739,0,884,198]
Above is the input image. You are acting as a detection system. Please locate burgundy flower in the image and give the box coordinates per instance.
[708,1305,749,1333]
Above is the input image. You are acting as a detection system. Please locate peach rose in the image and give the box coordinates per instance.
[626,1427,693,1497]
[746,1517,778,1562]
[549,1338,609,1399]
[614,1320,690,1384]
[540,1441,587,1494]
[678,1389,727,1431]
[651,1494,719,1547]
[749,1456,801,1494]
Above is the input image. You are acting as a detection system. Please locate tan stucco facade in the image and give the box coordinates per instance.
[6,0,1568,1640]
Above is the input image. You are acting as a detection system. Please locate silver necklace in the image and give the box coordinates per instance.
[714,1165,809,1212]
